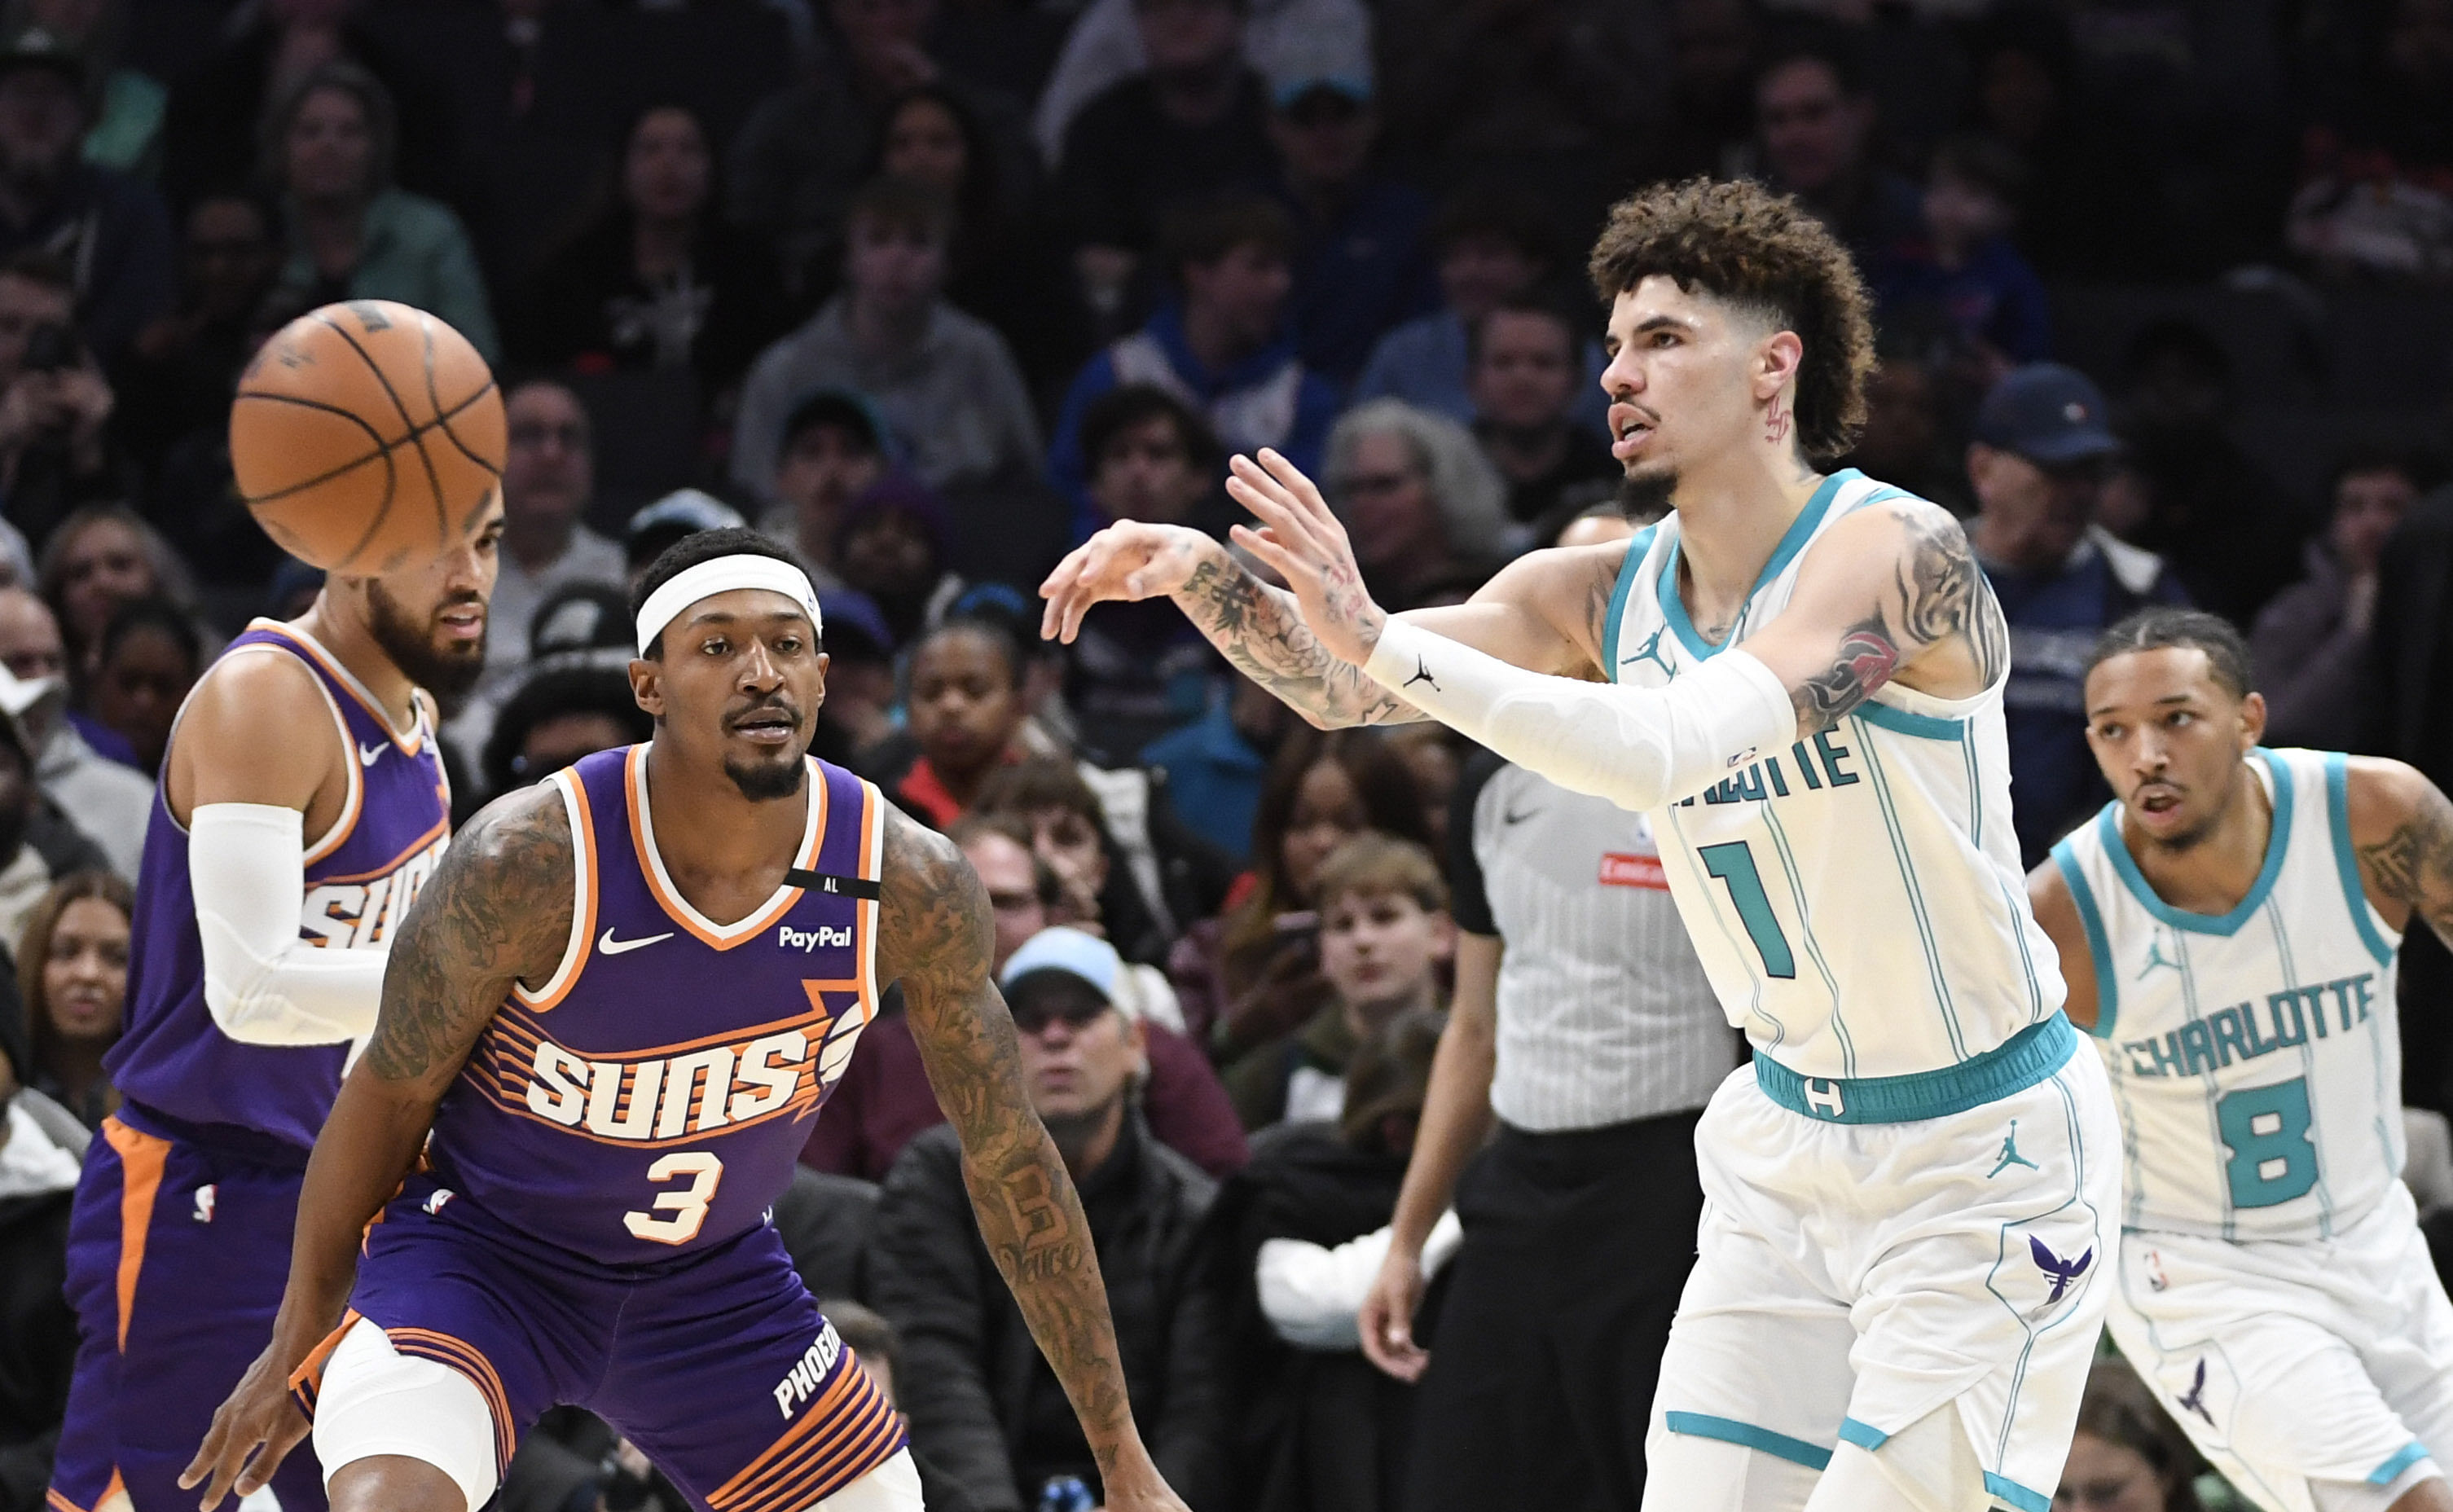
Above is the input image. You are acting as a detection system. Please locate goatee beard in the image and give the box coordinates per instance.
[724,754,806,802]
[1617,469,1678,524]
[365,581,486,701]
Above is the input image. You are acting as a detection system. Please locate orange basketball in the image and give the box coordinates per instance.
[231,301,507,575]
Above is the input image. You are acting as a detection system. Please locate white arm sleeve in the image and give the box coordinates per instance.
[1363,618,1798,813]
[1256,1210,1466,1349]
[191,802,390,1046]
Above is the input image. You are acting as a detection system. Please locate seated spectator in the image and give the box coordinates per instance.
[265,63,497,361]
[1050,192,1339,533]
[1752,40,1923,279]
[1031,0,1369,169]
[34,503,191,679]
[1050,0,1273,323]
[810,588,899,768]
[13,0,160,178]
[731,177,1040,503]
[0,593,143,875]
[1324,399,1511,613]
[119,190,280,473]
[755,389,889,591]
[0,25,169,374]
[0,1004,81,1512]
[837,475,963,646]
[1141,674,1294,867]
[873,614,1027,828]
[727,0,1033,297]
[477,662,651,801]
[1266,73,1433,386]
[874,926,1225,1511]
[1224,834,1449,1129]
[803,816,1250,1183]
[2060,1359,2207,1512]
[2253,448,2428,749]
[869,83,1079,394]
[1383,723,1467,857]
[77,595,196,775]
[15,868,125,1127]
[512,103,787,404]
[1212,1009,1444,1512]
[622,487,745,594]
[1172,726,1428,1053]
[1966,364,2185,868]
[1873,134,2050,381]
[1840,351,1973,518]
[0,252,125,552]
[2290,0,2453,282]
[0,689,108,951]
[1356,188,1595,429]
[1466,297,1616,527]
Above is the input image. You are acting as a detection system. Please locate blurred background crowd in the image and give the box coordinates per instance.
[3,0,2453,1509]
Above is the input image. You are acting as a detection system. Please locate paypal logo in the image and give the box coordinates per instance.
[778,924,851,952]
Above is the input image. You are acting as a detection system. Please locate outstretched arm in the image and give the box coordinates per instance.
[2350,758,2453,949]
[877,804,1189,1512]
[1227,451,2006,812]
[181,785,574,1510]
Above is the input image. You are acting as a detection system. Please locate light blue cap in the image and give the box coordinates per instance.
[999,926,1122,1000]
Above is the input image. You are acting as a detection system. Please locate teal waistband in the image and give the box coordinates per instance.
[1752,1013,2078,1124]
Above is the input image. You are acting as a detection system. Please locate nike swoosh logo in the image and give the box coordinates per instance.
[598,928,675,956]
[1501,806,1539,824]
[358,741,385,767]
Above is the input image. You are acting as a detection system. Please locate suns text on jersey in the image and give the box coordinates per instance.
[508,1001,864,1144]
[298,833,448,949]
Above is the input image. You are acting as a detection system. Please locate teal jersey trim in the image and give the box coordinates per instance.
[2323,751,2399,967]
[2051,841,2120,1039]
[1835,1418,1888,1451]
[1752,1013,2078,1123]
[1661,1413,1832,1471]
[1602,525,1656,685]
[2099,749,2294,936]
[1852,700,1967,741]
[1984,1471,2051,1512]
[1660,468,1856,661]
[2369,1441,2431,1486]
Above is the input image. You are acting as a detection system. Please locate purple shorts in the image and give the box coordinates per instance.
[50,1106,330,1512]
[294,1171,905,1512]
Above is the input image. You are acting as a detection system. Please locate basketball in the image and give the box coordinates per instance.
[230,301,507,575]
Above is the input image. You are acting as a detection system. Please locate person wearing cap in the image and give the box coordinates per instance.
[1264,68,1432,387]
[1967,361,2187,867]
[0,21,170,373]
[755,389,888,592]
[0,590,146,877]
[874,926,1226,1512]
[623,487,745,593]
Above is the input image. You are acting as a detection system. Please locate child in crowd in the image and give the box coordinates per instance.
[1876,134,2051,385]
[1223,834,1452,1131]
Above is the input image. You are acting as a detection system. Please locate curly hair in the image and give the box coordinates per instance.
[1587,178,1875,463]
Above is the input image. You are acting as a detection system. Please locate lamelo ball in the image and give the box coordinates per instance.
[231,301,506,574]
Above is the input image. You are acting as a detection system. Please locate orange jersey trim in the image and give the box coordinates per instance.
[624,747,827,951]
[512,768,598,1011]
[708,1359,903,1512]
[244,620,426,754]
[385,1327,517,1474]
[309,815,449,887]
[99,1119,168,1351]
[287,1307,365,1414]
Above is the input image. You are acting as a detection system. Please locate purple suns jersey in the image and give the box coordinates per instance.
[424,745,884,1266]
[108,621,451,1151]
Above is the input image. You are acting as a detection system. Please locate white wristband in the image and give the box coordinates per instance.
[1361,618,1797,813]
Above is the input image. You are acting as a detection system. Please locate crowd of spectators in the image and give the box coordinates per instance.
[1,0,2452,1509]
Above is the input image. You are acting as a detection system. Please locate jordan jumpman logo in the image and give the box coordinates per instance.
[1402,656,1440,692]
[2136,932,2183,979]
[1621,624,1675,679]
[1989,1120,2041,1178]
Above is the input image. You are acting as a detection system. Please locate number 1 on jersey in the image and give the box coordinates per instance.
[625,1150,723,1245]
[1699,842,1797,979]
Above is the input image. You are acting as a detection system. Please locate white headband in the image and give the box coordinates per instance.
[635,555,823,655]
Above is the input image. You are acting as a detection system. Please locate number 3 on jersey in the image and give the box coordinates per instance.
[625,1151,723,1244]
[1699,842,1796,979]
[2216,1078,2319,1209]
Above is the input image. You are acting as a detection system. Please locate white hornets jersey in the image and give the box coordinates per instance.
[2053,749,2405,1242]
[1604,468,2064,1083]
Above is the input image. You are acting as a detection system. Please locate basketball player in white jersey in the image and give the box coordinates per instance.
[2032,609,2453,1512]
[1043,177,2119,1512]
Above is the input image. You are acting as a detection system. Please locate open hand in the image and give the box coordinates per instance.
[1038,521,1221,644]
[1224,451,1387,667]
[179,1338,313,1510]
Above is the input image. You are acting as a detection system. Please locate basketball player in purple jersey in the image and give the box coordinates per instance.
[46,499,502,1512]
[181,529,1194,1512]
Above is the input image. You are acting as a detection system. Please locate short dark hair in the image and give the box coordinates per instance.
[1160,191,1292,283]
[1079,384,1220,477]
[1466,292,1580,367]
[782,390,883,459]
[2328,440,2440,499]
[820,1299,900,1381]
[1587,177,1876,463]
[911,614,1025,691]
[96,596,203,675]
[628,527,805,658]
[1930,134,2029,205]
[976,756,1106,830]
[2086,608,2255,701]
[481,665,653,795]
[1431,185,1558,265]
[1756,34,1865,99]
[845,174,952,246]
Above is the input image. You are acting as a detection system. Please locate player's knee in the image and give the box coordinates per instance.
[808,1448,925,1511]
[2384,1470,2453,1512]
[1642,1421,1822,1512]
[1803,1409,1985,1512]
[328,1453,471,1512]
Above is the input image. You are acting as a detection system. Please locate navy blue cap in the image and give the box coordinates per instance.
[1975,364,2119,466]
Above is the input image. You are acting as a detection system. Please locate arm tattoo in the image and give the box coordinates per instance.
[1176,555,1427,727]
[1792,503,2005,736]
[2358,781,2453,950]
[1792,616,1901,736]
[361,784,572,1090]
[877,805,1140,1471]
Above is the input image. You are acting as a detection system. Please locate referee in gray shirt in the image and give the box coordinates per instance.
[1359,749,1738,1511]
